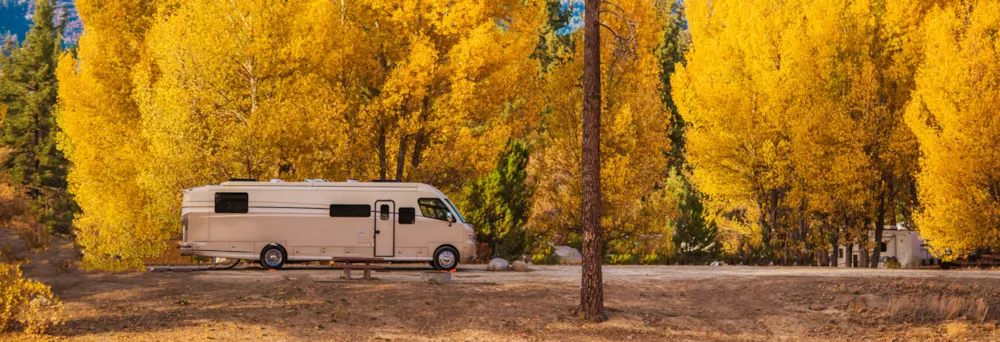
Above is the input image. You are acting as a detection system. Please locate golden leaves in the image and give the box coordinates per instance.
[905,0,1000,260]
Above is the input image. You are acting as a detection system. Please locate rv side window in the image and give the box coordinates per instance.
[380,205,390,220]
[215,192,248,213]
[330,204,371,217]
[399,207,415,224]
[417,198,451,221]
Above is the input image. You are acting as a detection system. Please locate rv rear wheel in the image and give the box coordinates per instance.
[260,245,286,270]
[432,246,459,271]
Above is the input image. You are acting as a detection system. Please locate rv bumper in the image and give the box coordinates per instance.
[178,242,206,256]
[462,240,476,263]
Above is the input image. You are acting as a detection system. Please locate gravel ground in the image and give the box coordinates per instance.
[3,230,1000,341]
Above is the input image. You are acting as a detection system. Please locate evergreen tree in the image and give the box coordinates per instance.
[0,0,73,235]
[464,140,534,260]
[670,173,719,264]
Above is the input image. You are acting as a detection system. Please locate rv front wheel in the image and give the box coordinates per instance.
[433,246,459,271]
[260,245,286,270]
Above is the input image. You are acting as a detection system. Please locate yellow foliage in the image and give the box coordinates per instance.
[529,0,672,261]
[0,263,63,334]
[56,0,159,270]
[673,0,936,259]
[58,0,547,269]
[905,0,1000,260]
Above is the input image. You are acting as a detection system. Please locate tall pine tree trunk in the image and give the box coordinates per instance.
[578,0,606,322]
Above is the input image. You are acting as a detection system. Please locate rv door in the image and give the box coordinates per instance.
[374,200,395,257]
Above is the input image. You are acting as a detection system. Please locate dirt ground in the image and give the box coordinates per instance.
[3,229,1000,341]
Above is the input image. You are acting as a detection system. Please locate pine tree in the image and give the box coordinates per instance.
[0,0,73,235]
[463,140,534,260]
[671,174,719,264]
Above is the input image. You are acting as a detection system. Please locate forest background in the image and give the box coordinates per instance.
[1,0,997,270]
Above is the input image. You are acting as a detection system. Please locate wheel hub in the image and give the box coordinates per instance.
[265,249,282,266]
[438,250,455,268]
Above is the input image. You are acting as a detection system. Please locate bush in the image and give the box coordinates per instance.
[0,263,63,334]
[885,257,902,269]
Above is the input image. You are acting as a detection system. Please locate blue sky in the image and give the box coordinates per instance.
[1,0,81,46]
[557,0,585,35]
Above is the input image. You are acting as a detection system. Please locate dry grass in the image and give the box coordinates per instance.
[0,182,51,252]
[15,222,51,252]
[945,321,970,338]
[886,295,990,323]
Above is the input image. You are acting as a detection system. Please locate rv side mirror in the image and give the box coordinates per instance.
[447,212,456,225]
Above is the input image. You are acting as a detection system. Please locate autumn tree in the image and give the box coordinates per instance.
[0,0,73,236]
[56,0,159,270]
[674,0,945,267]
[673,0,799,261]
[58,0,548,269]
[340,0,547,192]
[905,0,1000,260]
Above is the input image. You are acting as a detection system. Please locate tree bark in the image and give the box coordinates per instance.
[578,0,607,323]
[845,241,854,268]
[395,135,408,181]
[829,225,838,267]
[871,181,890,268]
[378,125,387,180]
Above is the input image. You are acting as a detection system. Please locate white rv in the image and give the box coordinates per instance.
[179,180,476,270]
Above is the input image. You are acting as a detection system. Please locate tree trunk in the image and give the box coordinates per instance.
[845,241,854,268]
[829,226,838,267]
[858,217,870,268]
[871,182,890,268]
[578,0,606,323]
[395,135,408,181]
[378,125,387,180]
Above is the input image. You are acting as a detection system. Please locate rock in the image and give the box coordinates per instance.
[554,246,582,265]
[710,261,720,267]
[421,271,452,284]
[487,258,509,271]
[511,260,529,272]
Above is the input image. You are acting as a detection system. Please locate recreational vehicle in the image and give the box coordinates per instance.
[178,180,476,270]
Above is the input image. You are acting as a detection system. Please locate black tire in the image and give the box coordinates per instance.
[432,246,459,271]
[429,261,439,270]
[260,245,286,270]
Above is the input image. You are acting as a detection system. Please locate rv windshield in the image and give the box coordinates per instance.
[444,199,466,223]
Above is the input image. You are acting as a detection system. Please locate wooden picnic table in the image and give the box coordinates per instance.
[332,256,385,280]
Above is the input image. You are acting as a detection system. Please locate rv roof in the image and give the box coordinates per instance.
[219,181,422,189]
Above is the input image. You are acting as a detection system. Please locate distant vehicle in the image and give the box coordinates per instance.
[179,179,475,270]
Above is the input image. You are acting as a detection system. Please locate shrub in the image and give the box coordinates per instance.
[0,263,63,334]
[885,257,902,269]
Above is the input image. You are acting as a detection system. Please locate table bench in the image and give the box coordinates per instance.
[332,256,385,280]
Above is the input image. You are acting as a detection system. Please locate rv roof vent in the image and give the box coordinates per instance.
[371,179,401,183]
[305,179,328,183]
[229,178,257,182]
[347,179,359,183]
[270,179,284,182]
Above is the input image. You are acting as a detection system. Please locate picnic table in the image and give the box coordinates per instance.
[332,256,385,280]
